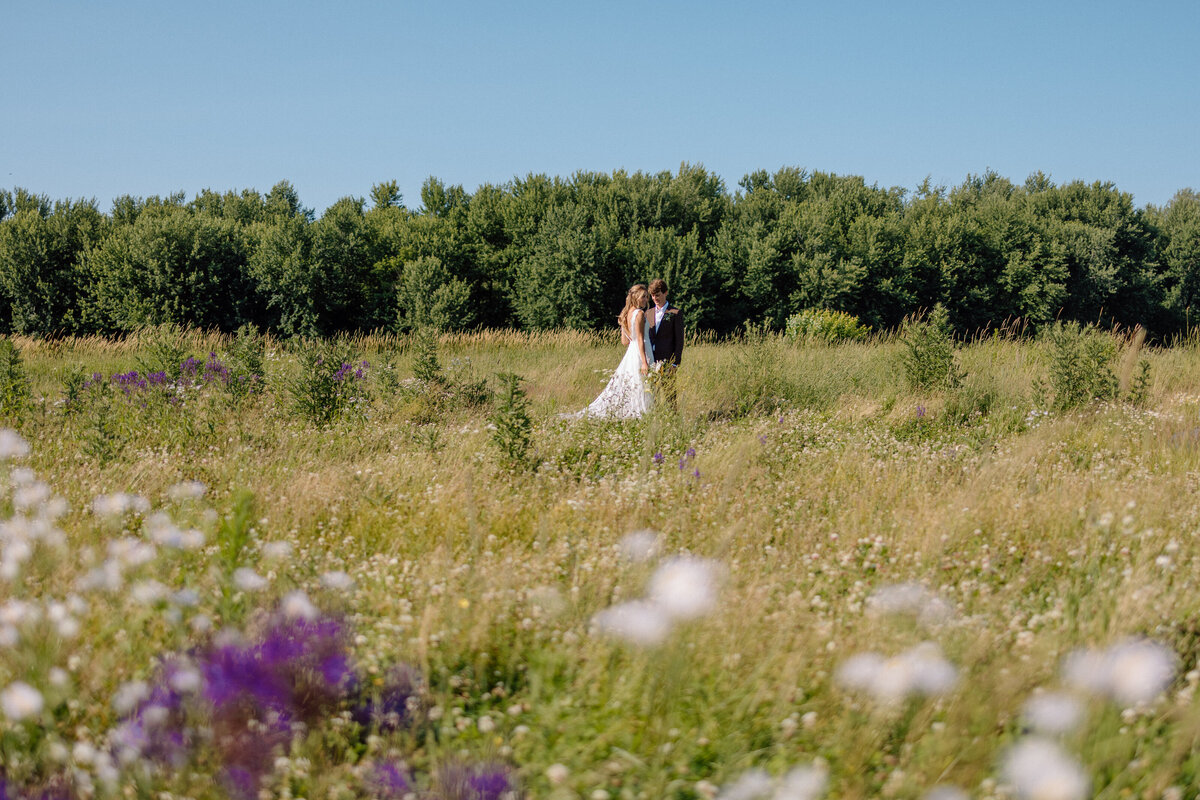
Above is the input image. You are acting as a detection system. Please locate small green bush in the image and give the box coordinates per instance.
[1041,321,1119,410]
[286,338,371,426]
[901,305,964,390]
[785,308,869,344]
[0,338,31,421]
[490,372,535,469]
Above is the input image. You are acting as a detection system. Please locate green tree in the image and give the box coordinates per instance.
[0,194,104,334]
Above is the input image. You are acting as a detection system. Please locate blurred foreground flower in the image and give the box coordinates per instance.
[1001,737,1089,800]
[835,642,958,703]
[1,680,44,720]
[1021,690,1084,735]
[1062,638,1176,705]
[591,556,721,646]
[865,582,955,627]
[716,762,828,800]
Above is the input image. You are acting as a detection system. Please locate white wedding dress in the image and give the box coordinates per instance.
[575,311,655,419]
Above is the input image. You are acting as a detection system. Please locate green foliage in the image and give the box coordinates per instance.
[1041,321,1119,410]
[410,327,443,386]
[1,167,1196,339]
[1128,358,1152,407]
[0,338,31,421]
[396,255,475,332]
[222,323,267,401]
[784,307,869,344]
[135,322,192,380]
[901,304,964,390]
[286,338,370,426]
[489,372,534,468]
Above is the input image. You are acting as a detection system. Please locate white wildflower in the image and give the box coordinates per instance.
[867,582,955,626]
[836,642,958,703]
[168,666,202,694]
[13,481,51,510]
[172,588,199,607]
[591,600,672,646]
[775,762,828,800]
[167,480,206,501]
[0,429,30,459]
[131,580,168,605]
[320,570,355,591]
[1022,691,1084,735]
[281,590,319,620]
[48,668,69,689]
[262,541,293,560]
[72,740,97,765]
[648,556,719,621]
[1063,639,1176,705]
[1001,737,1089,800]
[232,567,268,592]
[546,764,569,785]
[0,599,37,626]
[92,493,150,517]
[923,787,969,800]
[112,681,150,714]
[619,529,661,562]
[717,768,774,800]
[1,681,44,720]
[54,615,80,639]
[0,625,17,646]
[108,537,156,567]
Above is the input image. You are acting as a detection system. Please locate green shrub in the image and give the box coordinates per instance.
[135,322,192,380]
[785,308,869,344]
[286,338,371,426]
[1041,321,1119,410]
[222,323,267,401]
[0,338,31,422]
[490,372,535,469]
[901,305,964,390]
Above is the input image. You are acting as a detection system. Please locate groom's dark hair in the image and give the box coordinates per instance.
[648,278,668,295]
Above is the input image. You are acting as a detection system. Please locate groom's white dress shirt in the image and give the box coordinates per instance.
[654,303,666,331]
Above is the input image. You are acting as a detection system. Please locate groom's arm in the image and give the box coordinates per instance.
[672,309,684,365]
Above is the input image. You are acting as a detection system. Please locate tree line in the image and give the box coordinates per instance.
[1,165,1198,339]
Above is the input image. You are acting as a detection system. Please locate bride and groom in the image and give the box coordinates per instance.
[576,278,683,419]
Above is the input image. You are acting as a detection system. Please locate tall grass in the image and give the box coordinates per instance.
[1,329,1198,798]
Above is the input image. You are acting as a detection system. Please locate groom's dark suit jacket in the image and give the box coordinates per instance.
[649,303,684,366]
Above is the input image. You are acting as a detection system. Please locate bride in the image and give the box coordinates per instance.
[574,283,655,419]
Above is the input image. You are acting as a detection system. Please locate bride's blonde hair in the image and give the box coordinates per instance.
[618,284,650,331]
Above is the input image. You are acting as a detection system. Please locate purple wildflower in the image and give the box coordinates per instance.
[351,664,422,732]
[916,405,926,418]
[653,451,664,465]
[434,762,518,800]
[685,447,696,458]
[368,762,413,799]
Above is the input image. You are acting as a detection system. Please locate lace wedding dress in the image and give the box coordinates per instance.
[574,312,655,419]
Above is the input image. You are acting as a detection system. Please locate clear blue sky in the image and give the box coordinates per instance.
[3,0,1197,215]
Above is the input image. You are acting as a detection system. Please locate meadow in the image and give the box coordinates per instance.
[1,324,1199,800]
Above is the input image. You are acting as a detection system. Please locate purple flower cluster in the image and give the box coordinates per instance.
[333,360,370,383]
[112,609,378,799]
[106,602,514,799]
[434,762,519,800]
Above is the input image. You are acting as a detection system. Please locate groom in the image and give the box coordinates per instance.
[647,278,683,408]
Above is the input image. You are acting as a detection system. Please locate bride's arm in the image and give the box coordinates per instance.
[621,318,630,346]
[633,310,649,373]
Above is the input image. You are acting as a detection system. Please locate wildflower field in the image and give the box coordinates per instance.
[3,324,1200,800]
